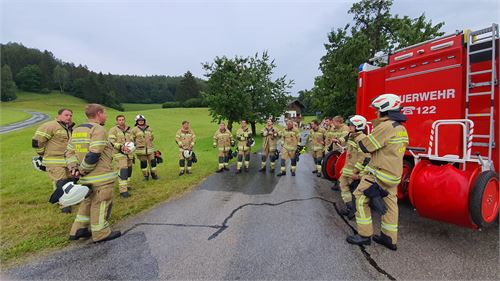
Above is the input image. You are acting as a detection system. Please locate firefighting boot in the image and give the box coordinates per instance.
[339,202,356,220]
[151,173,159,180]
[312,170,317,174]
[120,191,130,198]
[61,206,72,214]
[179,170,185,176]
[291,171,296,176]
[331,181,340,191]
[277,171,286,177]
[346,234,371,246]
[373,233,397,251]
[259,167,266,172]
[216,168,224,173]
[143,175,149,181]
[69,228,91,241]
[94,231,122,243]
[235,169,242,174]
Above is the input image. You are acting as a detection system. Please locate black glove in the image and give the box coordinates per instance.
[363,180,388,216]
[349,179,360,193]
[191,151,198,163]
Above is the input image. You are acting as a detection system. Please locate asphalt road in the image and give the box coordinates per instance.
[0,111,50,134]
[5,154,499,280]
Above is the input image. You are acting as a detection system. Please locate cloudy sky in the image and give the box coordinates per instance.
[1,0,499,95]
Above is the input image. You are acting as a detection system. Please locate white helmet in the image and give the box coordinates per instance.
[32,156,46,171]
[135,114,146,122]
[123,141,136,154]
[371,94,402,112]
[347,115,367,130]
[59,182,90,207]
[183,150,192,158]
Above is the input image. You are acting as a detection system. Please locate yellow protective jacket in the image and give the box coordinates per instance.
[279,127,300,152]
[130,125,155,155]
[325,124,349,151]
[236,127,253,151]
[213,129,232,152]
[261,126,278,151]
[176,128,196,152]
[358,117,409,185]
[342,131,370,177]
[66,122,116,186]
[32,119,73,167]
[308,127,326,151]
[108,125,133,159]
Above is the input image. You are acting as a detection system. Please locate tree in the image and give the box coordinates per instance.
[53,65,69,93]
[311,0,444,117]
[176,71,200,102]
[1,65,17,101]
[39,50,56,90]
[202,52,293,132]
[16,64,42,92]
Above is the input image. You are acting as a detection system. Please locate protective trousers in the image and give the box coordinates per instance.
[339,174,353,204]
[116,156,133,193]
[139,153,157,177]
[312,150,323,173]
[237,149,250,170]
[179,158,193,173]
[218,151,229,170]
[69,183,114,242]
[353,173,399,243]
[260,152,276,170]
[280,149,297,173]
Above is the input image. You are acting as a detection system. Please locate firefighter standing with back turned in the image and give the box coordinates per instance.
[176,120,196,176]
[213,122,233,173]
[277,119,301,177]
[235,120,253,173]
[108,115,133,198]
[307,120,326,177]
[338,115,370,220]
[346,94,408,251]
[259,118,279,173]
[66,104,121,242]
[32,108,75,213]
[130,114,158,181]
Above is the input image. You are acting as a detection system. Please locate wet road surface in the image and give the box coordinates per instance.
[5,154,499,280]
[0,111,49,134]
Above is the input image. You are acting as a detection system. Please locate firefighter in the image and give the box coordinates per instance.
[325,115,349,152]
[338,115,370,220]
[130,114,158,180]
[32,108,75,213]
[66,104,121,242]
[346,94,408,251]
[108,115,133,198]
[213,122,233,173]
[259,118,279,173]
[235,120,253,173]
[176,120,196,176]
[307,120,326,177]
[277,119,301,177]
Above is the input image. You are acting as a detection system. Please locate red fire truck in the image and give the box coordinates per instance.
[322,24,499,229]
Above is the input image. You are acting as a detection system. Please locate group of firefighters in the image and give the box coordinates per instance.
[31,93,408,250]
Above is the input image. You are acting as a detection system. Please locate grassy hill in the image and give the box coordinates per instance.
[0,92,264,265]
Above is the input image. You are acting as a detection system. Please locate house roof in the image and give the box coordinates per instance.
[287,99,305,109]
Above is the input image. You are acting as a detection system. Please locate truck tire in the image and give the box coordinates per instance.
[322,151,340,181]
[397,160,414,200]
[469,171,499,228]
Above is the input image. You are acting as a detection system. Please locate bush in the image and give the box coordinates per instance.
[162,101,181,108]
[182,98,207,108]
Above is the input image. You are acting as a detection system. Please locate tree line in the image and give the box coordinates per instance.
[0,42,206,110]
[297,0,445,118]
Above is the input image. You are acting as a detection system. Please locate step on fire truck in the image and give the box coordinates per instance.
[322,24,499,229]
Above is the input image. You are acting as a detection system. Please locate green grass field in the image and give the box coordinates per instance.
[0,109,31,126]
[0,91,265,265]
[122,103,162,111]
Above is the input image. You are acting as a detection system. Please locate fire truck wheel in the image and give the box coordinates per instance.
[397,160,414,200]
[469,171,499,228]
[322,151,340,181]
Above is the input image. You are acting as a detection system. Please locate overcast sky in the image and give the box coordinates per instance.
[1,0,499,95]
